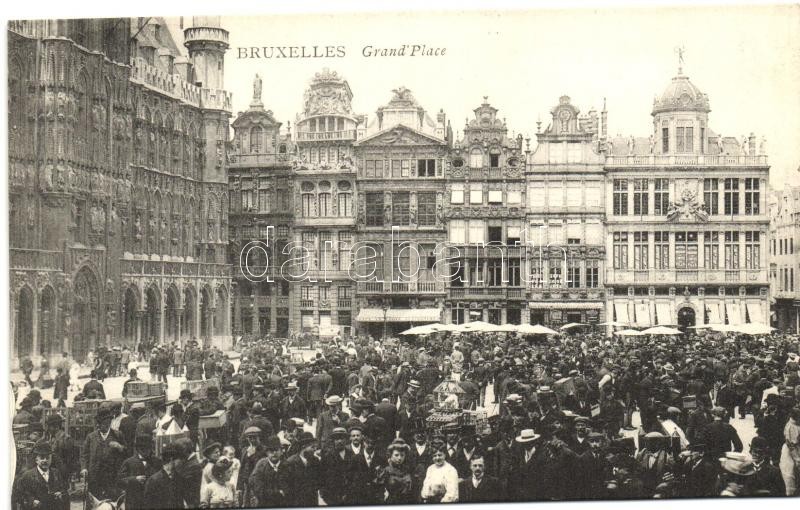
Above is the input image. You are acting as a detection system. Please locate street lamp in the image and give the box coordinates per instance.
[382,302,389,340]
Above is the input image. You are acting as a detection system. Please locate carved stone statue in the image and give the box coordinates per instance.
[716,134,724,154]
[383,204,392,224]
[648,135,655,154]
[606,138,613,154]
[628,135,635,154]
[740,135,749,156]
[134,213,142,240]
[253,73,262,103]
[759,137,767,155]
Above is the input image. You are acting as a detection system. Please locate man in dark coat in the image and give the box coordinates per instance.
[173,437,203,508]
[238,427,267,504]
[306,367,333,421]
[746,436,786,496]
[14,441,70,510]
[52,367,69,406]
[347,432,385,504]
[80,406,127,500]
[702,406,743,459]
[248,435,286,508]
[280,383,307,427]
[82,371,106,400]
[117,434,162,510]
[575,432,611,500]
[282,432,322,507]
[375,394,399,432]
[319,427,352,505]
[677,443,719,498]
[142,443,184,509]
[458,455,502,503]
[43,414,79,487]
[315,395,349,443]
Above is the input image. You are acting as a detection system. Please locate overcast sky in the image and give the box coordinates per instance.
[165,6,800,183]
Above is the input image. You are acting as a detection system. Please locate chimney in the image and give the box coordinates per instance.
[600,98,608,140]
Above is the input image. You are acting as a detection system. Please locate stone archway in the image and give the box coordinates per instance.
[164,285,180,344]
[121,286,139,348]
[71,267,100,363]
[143,285,161,348]
[200,286,212,341]
[677,305,696,330]
[214,286,228,336]
[182,286,196,344]
[15,286,35,361]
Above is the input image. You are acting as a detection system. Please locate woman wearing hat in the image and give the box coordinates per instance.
[421,445,459,503]
[200,457,237,508]
[379,439,415,504]
[201,442,223,494]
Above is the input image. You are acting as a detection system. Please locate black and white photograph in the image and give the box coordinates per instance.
[5,2,800,508]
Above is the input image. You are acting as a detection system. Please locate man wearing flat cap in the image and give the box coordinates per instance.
[238,426,267,505]
[320,427,351,505]
[14,441,70,510]
[316,395,349,443]
[746,435,786,496]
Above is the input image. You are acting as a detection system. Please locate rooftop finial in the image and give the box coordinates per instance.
[675,45,686,75]
[250,73,264,109]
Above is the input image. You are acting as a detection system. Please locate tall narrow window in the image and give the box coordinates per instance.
[365,193,384,227]
[745,231,760,269]
[338,232,351,270]
[613,232,628,269]
[744,178,760,215]
[654,178,669,215]
[613,179,628,215]
[567,259,581,288]
[301,193,315,217]
[320,231,334,270]
[487,259,503,287]
[249,126,262,153]
[662,126,669,153]
[470,148,483,168]
[704,232,719,269]
[318,193,331,217]
[392,192,410,225]
[633,232,649,270]
[586,259,599,288]
[417,192,436,226]
[725,231,740,269]
[508,258,521,286]
[633,179,649,215]
[704,178,719,215]
[724,178,740,215]
[530,256,544,288]
[676,126,685,152]
[675,232,699,269]
[654,231,670,269]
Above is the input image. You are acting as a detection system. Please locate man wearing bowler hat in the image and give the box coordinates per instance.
[249,435,286,507]
[282,431,322,507]
[280,382,307,428]
[80,404,126,500]
[747,435,786,496]
[117,434,161,510]
[14,441,70,510]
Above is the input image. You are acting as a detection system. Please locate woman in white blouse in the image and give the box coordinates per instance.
[421,446,459,503]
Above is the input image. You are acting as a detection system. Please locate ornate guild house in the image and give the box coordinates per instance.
[8,17,233,366]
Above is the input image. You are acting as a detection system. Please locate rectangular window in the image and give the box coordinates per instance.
[654,231,669,269]
[654,178,669,216]
[318,193,331,217]
[337,192,352,217]
[417,159,436,177]
[489,154,500,168]
[470,184,483,205]
[677,126,685,152]
[449,220,466,244]
[301,194,315,217]
[613,179,628,215]
[337,286,351,300]
[549,263,563,288]
[392,192,410,225]
[703,178,719,215]
[662,127,669,153]
[567,259,581,288]
[530,256,544,288]
[506,225,521,245]
[391,160,402,178]
[549,183,564,208]
[338,231,351,270]
[508,258,521,286]
[704,232,719,269]
[488,190,503,204]
[686,127,693,152]
[529,182,545,208]
[258,189,270,213]
[613,232,628,269]
[633,178,649,215]
[365,192,384,227]
[487,226,503,243]
[745,178,760,215]
[567,182,582,207]
[450,184,464,204]
[393,244,411,280]
[301,286,312,300]
[586,259,599,288]
[724,178,740,215]
[700,127,705,153]
[675,232,699,269]
[320,231,334,270]
[468,221,485,244]
[745,231,760,269]
[417,192,436,226]
[487,259,502,287]
[725,231,740,269]
[634,232,649,270]
[401,159,410,177]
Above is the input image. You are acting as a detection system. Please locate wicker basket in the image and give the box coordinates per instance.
[147,382,167,396]
[126,381,150,399]
[181,378,219,400]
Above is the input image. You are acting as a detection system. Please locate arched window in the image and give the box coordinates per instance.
[470,148,483,168]
[250,126,263,153]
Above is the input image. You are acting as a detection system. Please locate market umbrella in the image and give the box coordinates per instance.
[516,324,559,335]
[688,324,715,329]
[399,323,441,335]
[641,326,682,336]
[457,321,504,333]
[710,324,739,333]
[614,329,645,336]
[494,323,520,333]
[433,323,461,332]
[734,323,775,335]
[560,322,587,330]
[598,320,628,327]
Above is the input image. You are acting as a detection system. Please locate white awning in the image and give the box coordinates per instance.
[614,302,631,325]
[746,303,764,324]
[528,302,604,310]
[635,302,652,327]
[726,302,743,325]
[656,303,673,325]
[706,303,722,324]
[355,308,441,323]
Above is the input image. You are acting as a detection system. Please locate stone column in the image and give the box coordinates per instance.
[176,308,183,345]
[31,291,39,363]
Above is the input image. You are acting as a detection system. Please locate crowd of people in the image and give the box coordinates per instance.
[10,328,800,508]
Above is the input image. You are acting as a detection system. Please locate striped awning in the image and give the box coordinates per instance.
[356,308,441,323]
